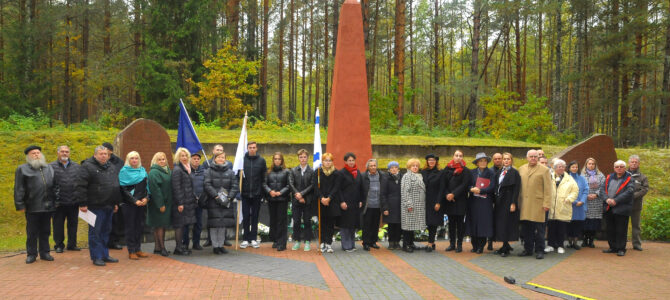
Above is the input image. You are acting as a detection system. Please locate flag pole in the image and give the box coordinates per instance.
[317,169,321,254]
[236,171,243,250]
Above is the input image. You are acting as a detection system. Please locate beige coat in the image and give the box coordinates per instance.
[518,163,553,222]
[548,173,579,221]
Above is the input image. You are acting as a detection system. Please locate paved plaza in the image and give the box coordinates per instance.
[1,239,668,299]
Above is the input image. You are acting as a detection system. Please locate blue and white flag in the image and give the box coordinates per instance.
[176,99,203,154]
[233,112,248,176]
[313,108,322,169]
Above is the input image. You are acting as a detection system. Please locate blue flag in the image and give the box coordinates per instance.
[176,99,203,154]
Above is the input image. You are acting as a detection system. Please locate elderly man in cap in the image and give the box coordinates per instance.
[627,155,649,251]
[601,160,635,256]
[50,145,83,253]
[15,146,56,264]
[517,149,553,259]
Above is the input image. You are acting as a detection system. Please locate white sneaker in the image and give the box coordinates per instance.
[557,247,565,254]
[240,241,249,249]
[251,240,260,248]
[320,243,326,253]
[326,244,334,253]
[544,246,554,253]
[345,248,356,253]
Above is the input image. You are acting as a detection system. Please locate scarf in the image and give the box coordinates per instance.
[119,165,149,194]
[447,159,466,175]
[161,165,170,172]
[181,162,191,174]
[344,164,358,179]
[585,168,598,186]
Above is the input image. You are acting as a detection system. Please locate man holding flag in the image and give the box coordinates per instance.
[233,114,267,249]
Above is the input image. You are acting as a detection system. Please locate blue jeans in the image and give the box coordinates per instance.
[88,208,113,260]
[183,206,203,246]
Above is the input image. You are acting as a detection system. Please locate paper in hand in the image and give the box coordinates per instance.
[78,210,97,227]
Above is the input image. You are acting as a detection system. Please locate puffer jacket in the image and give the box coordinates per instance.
[171,162,197,226]
[78,156,122,209]
[50,159,83,206]
[190,164,206,201]
[204,163,239,228]
[549,173,579,221]
[289,165,314,205]
[264,166,291,202]
[240,153,267,198]
[14,163,56,213]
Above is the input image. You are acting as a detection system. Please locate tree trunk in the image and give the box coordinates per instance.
[369,0,380,92]
[227,0,240,46]
[278,0,285,120]
[660,0,670,147]
[288,0,295,121]
[433,0,439,125]
[395,0,406,127]
[301,10,307,120]
[323,0,329,126]
[409,0,415,113]
[553,0,562,129]
[308,0,314,120]
[133,0,142,107]
[261,0,269,117]
[514,3,522,100]
[538,0,543,97]
[0,0,4,83]
[467,0,481,134]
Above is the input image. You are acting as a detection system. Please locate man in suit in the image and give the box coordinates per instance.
[518,149,553,259]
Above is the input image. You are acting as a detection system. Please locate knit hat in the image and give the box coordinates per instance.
[102,142,114,151]
[387,161,399,169]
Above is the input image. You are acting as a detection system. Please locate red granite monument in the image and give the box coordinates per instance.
[114,118,173,170]
[326,0,373,170]
[554,134,617,174]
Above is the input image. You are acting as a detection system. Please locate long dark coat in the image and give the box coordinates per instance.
[313,168,341,218]
[337,168,364,229]
[440,166,471,216]
[147,164,172,227]
[382,172,403,224]
[422,167,445,226]
[204,164,239,228]
[493,167,521,242]
[171,163,197,227]
[466,167,495,238]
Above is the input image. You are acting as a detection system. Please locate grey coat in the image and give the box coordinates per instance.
[400,172,426,231]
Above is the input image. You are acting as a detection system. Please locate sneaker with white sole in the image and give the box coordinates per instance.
[292,242,301,251]
[345,248,356,253]
[326,244,334,253]
[240,241,249,249]
[544,246,554,253]
[557,247,565,254]
[304,241,311,252]
[320,243,326,253]
[251,240,260,248]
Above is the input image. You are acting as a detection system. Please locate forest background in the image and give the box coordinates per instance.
[1,0,670,147]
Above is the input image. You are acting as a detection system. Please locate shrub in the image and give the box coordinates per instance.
[641,197,670,241]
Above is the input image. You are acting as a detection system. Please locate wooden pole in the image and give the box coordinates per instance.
[236,170,243,250]
[317,168,321,253]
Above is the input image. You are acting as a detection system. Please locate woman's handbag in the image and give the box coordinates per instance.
[216,188,231,208]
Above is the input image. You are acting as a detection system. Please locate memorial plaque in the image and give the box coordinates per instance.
[554,134,617,174]
[114,118,173,170]
[326,0,373,170]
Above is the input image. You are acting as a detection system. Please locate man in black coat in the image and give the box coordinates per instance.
[288,149,315,251]
[183,153,205,250]
[487,152,504,251]
[15,146,56,264]
[238,142,267,249]
[600,160,635,256]
[78,145,121,266]
[360,159,387,251]
[102,142,124,250]
[50,145,83,253]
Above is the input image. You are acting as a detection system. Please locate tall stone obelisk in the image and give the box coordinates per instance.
[326,0,372,170]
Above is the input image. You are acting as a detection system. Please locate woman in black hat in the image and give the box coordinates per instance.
[421,154,444,252]
[467,152,495,254]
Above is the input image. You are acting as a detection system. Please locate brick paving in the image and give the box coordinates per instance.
[0,239,669,299]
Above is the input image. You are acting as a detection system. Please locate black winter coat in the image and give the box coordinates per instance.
[190,165,206,201]
[466,167,496,238]
[204,164,239,228]
[289,165,315,206]
[264,167,291,202]
[493,167,521,242]
[78,157,122,209]
[239,153,267,198]
[337,168,364,229]
[440,166,471,216]
[422,167,445,226]
[313,168,341,217]
[361,171,388,214]
[382,172,403,224]
[121,178,149,205]
[50,159,83,206]
[171,163,197,227]
[14,163,56,213]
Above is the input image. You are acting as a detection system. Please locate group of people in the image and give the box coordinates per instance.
[14,141,649,266]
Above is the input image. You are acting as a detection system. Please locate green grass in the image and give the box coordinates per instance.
[1,128,667,252]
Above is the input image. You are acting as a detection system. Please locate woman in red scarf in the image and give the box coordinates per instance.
[337,152,363,252]
[440,150,471,253]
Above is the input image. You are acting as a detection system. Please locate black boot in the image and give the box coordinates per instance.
[445,242,456,251]
[403,244,414,253]
[456,241,463,253]
[487,239,493,251]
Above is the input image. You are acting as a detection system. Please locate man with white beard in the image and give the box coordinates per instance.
[14,145,56,264]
